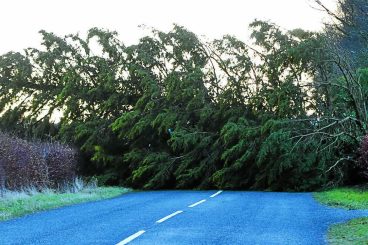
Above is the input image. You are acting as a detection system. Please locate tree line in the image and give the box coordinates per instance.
[0,0,367,190]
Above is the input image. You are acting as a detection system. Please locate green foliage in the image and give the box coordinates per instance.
[0,20,365,190]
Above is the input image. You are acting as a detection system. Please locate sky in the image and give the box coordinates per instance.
[0,0,337,55]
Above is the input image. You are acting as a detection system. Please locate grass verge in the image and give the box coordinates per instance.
[314,187,368,244]
[0,186,130,221]
[328,217,368,244]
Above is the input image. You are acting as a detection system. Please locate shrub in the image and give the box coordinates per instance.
[0,158,5,196]
[0,132,78,190]
[358,135,368,179]
[0,133,48,189]
[36,142,77,188]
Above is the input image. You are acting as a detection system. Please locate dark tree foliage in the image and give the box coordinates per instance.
[0,12,367,190]
[338,0,368,59]
[311,0,368,184]
[316,0,368,66]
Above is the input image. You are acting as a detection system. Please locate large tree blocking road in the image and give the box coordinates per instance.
[0,191,367,245]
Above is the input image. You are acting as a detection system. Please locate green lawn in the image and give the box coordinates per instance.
[314,187,368,244]
[0,187,130,221]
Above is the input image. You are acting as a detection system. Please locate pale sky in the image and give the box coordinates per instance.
[0,0,337,55]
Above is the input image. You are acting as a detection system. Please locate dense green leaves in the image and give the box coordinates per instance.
[0,17,366,190]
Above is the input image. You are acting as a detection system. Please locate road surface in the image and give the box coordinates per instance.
[0,190,367,245]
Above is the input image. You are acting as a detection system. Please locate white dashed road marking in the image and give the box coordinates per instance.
[116,191,224,244]
[116,230,145,245]
[156,210,183,223]
[188,199,206,208]
[210,190,223,198]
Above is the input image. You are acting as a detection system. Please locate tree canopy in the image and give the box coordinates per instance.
[1,1,367,190]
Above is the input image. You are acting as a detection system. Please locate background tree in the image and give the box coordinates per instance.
[1,5,367,190]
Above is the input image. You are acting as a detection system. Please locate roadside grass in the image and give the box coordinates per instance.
[314,187,368,244]
[328,218,368,244]
[0,184,130,221]
[314,187,368,210]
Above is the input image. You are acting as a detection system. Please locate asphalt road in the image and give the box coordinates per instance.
[0,191,367,245]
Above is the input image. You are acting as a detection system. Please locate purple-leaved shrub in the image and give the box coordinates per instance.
[36,142,77,188]
[358,135,368,179]
[0,157,5,196]
[0,132,78,190]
